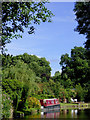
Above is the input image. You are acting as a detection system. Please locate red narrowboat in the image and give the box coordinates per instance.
[40,98,60,109]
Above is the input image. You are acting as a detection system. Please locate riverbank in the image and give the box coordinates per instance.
[23,104,90,119]
[13,108,40,118]
[60,103,89,109]
[12,103,90,118]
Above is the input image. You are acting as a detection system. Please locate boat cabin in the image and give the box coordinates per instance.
[40,98,60,108]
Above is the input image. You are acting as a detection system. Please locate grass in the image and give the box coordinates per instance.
[60,103,77,106]
[60,102,89,109]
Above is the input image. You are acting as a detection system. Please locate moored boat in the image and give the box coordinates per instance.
[40,98,60,109]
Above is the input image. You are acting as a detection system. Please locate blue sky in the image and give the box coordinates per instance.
[6,2,86,76]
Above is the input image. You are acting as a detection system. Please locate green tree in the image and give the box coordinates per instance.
[74,1,90,58]
[2,1,54,52]
[75,83,87,102]
[2,79,23,111]
[16,54,51,82]
[2,54,13,68]
[2,58,40,110]
[60,46,89,87]
[52,71,61,82]
[52,71,68,87]
[2,53,52,109]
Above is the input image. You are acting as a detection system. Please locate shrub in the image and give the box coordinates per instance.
[2,91,12,118]
[26,97,41,110]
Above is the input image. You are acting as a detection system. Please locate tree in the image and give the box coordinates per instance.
[2,79,23,111]
[74,2,90,58]
[2,53,52,109]
[16,53,51,82]
[60,46,90,87]
[1,1,54,52]
[75,83,87,102]
[52,71,65,85]
[60,46,90,101]
[2,53,51,82]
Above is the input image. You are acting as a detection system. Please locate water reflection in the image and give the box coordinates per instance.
[25,108,90,119]
[71,109,77,118]
[41,109,60,118]
[40,108,90,118]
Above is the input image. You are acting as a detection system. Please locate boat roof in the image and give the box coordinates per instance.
[43,98,58,100]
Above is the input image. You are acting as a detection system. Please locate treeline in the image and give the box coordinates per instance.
[1,46,90,118]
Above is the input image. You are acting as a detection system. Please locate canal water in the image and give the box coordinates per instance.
[24,108,90,119]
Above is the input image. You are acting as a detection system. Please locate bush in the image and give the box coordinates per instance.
[25,97,41,110]
[2,91,12,118]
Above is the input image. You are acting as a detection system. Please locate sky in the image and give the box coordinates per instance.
[6,2,86,76]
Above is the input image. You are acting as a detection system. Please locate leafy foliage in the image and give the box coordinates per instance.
[60,46,90,102]
[2,79,23,111]
[2,2,54,50]
[26,97,41,110]
[2,53,52,116]
[75,83,87,102]
[2,53,51,82]
[60,47,90,87]
[74,2,90,58]
[2,91,12,118]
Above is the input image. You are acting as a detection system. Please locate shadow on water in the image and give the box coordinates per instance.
[2,108,89,119]
[23,108,90,119]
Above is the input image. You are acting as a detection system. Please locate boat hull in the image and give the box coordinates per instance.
[44,104,60,109]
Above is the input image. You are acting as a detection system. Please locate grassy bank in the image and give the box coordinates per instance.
[60,103,89,109]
